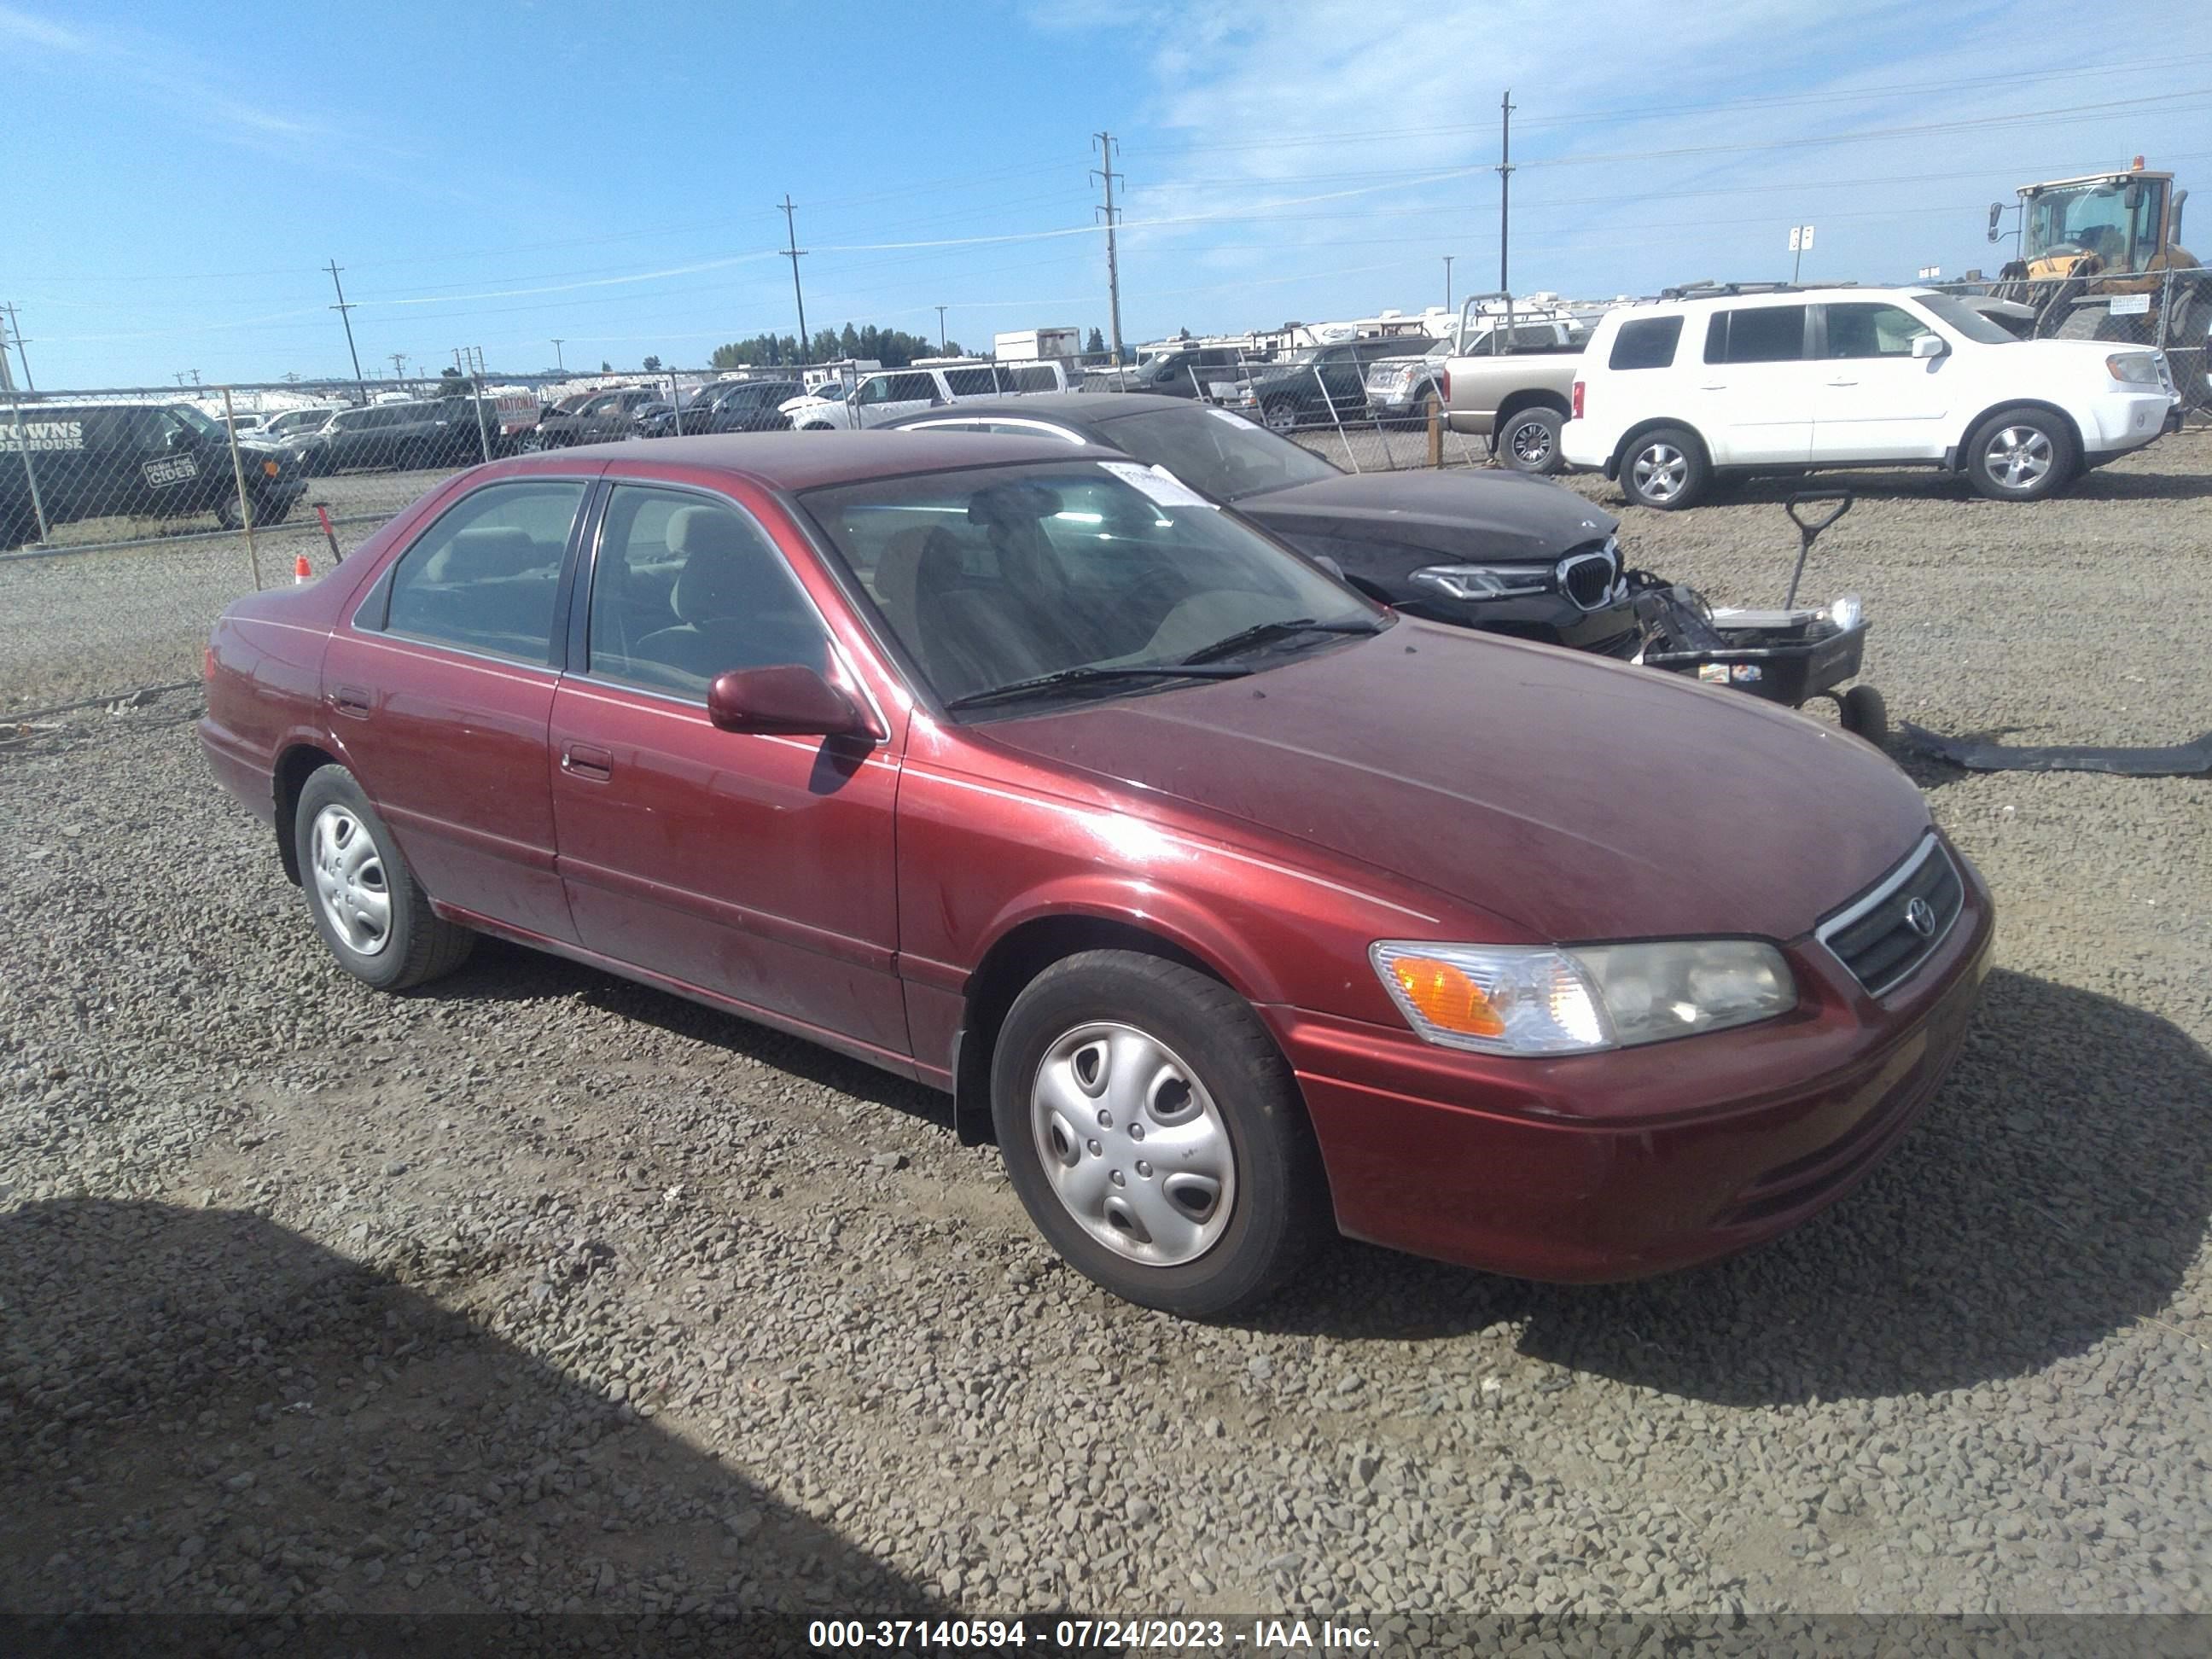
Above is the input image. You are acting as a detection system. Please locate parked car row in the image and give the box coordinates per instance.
[201,426,1994,1319]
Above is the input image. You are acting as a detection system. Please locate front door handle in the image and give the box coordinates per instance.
[561,742,613,782]
[1826,377,1860,387]
[1698,382,1726,391]
[330,684,373,719]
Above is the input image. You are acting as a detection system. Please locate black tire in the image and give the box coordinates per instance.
[293,765,474,992]
[1963,405,2076,502]
[216,491,293,531]
[1837,684,1888,748]
[1261,396,1302,434]
[1619,425,1709,510]
[1497,405,1566,474]
[990,950,1327,1319]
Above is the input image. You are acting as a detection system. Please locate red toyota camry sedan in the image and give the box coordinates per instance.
[201,432,1993,1317]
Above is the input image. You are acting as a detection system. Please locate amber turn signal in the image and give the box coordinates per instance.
[1386,955,1506,1039]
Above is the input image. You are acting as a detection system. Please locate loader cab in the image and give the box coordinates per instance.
[2020,172,2174,275]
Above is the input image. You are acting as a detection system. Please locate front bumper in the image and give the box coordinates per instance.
[1266,840,1994,1282]
[2083,391,2175,455]
[1401,589,1643,658]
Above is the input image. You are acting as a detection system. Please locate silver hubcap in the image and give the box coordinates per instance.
[1265,402,1297,432]
[1510,418,1553,464]
[1030,1022,1235,1268]
[310,804,393,957]
[1632,443,1687,501]
[1985,425,2052,489]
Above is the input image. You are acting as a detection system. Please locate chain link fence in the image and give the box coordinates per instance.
[1929,261,2211,412]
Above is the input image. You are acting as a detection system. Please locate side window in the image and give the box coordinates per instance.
[1825,303,1935,359]
[981,420,1082,442]
[943,368,998,397]
[855,377,893,407]
[585,487,830,696]
[1708,306,1808,364]
[1007,364,1058,393]
[888,373,939,404]
[1607,317,1685,371]
[382,480,585,663]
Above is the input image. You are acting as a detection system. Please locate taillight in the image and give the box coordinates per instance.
[1438,368,1450,403]
[1571,379,1585,420]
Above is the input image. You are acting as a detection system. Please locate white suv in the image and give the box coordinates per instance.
[783,360,1070,430]
[1563,284,2179,509]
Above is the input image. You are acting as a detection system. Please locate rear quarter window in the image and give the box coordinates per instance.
[1607,317,1685,371]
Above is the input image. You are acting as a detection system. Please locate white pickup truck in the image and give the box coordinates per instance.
[1364,302,1591,473]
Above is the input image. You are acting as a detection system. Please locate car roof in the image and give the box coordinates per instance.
[890,392,1192,429]
[534,428,1124,491]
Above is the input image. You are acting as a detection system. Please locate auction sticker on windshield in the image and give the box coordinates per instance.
[1098,460,1215,509]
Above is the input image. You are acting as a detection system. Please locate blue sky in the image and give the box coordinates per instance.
[5,0,2210,389]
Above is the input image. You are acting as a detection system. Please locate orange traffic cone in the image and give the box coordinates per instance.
[294,553,311,584]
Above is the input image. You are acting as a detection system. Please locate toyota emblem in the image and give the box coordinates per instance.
[1904,897,1938,938]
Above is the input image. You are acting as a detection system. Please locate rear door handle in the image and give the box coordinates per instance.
[1698,382,1726,391]
[1826,377,1860,387]
[330,684,373,718]
[561,742,613,782]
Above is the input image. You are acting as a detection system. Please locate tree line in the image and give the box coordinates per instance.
[710,323,963,371]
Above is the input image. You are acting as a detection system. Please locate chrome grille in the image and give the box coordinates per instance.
[1817,834,1963,997]
[1557,543,1621,611]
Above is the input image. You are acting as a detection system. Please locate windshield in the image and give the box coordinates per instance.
[1911,292,2019,346]
[170,404,222,439]
[1098,404,1338,501]
[2023,181,2158,271]
[1272,346,1322,366]
[802,460,1381,712]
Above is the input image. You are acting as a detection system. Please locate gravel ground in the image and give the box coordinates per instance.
[1,433,2208,1627]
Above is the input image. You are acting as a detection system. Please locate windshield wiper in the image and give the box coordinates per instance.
[943,661,1252,712]
[1177,615,1382,666]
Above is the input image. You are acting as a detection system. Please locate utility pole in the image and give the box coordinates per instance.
[1091,131,1124,366]
[388,352,406,383]
[935,306,948,353]
[1497,90,1515,298]
[325,259,367,405]
[778,195,810,364]
[551,338,566,371]
[1,302,32,392]
[1442,257,1453,316]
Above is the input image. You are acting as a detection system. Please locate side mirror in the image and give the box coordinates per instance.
[2123,181,2144,212]
[1987,201,2004,242]
[707,665,875,739]
[1911,334,1947,360]
[1311,553,1347,581]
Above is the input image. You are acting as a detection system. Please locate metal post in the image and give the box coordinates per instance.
[1093,132,1125,369]
[1313,365,1359,474]
[1442,257,1453,317]
[3,303,32,392]
[936,306,948,353]
[221,388,263,590]
[552,339,566,371]
[1497,91,1514,297]
[325,259,367,405]
[8,396,52,546]
[468,346,492,462]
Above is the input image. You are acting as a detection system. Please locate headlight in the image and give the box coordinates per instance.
[1371,939,1796,1056]
[1410,564,1550,602]
[2105,352,2161,386]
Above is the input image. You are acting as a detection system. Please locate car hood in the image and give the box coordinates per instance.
[1237,469,1616,564]
[976,623,1928,945]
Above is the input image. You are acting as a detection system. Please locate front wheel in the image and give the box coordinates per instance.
[215,491,286,531]
[1620,426,1709,510]
[991,951,1327,1318]
[1964,406,2077,502]
[1498,405,1566,474]
[1837,684,1888,748]
[293,766,474,992]
[1261,396,1301,434]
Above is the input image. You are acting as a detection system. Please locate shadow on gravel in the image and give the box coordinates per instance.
[1257,969,2212,1404]
[420,937,945,1123]
[0,1198,940,1625]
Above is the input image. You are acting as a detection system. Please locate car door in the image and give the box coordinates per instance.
[320,474,594,942]
[1311,346,1366,418]
[547,480,907,1057]
[1694,304,1815,465]
[853,372,939,428]
[1811,300,1958,463]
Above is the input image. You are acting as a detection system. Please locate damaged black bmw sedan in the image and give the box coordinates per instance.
[888,392,1641,658]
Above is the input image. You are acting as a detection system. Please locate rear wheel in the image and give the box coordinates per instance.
[991,951,1326,1318]
[1837,684,1888,748]
[1964,406,2075,502]
[293,766,474,992]
[1261,396,1301,434]
[1498,405,1566,474]
[1620,426,1709,510]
